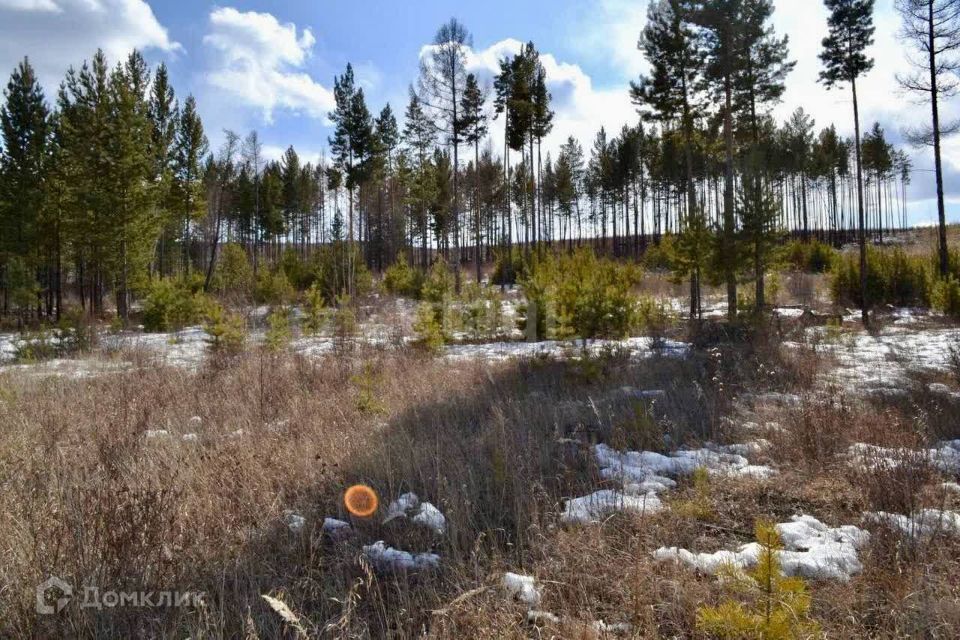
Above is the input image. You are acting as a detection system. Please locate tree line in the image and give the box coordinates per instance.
[1,0,956,324]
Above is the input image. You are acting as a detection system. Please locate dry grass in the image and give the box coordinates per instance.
[1,324,958,638]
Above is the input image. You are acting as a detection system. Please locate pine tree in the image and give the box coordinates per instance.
[692,0,794,322]
[862,122,893,243]
[172,95,208,275]
[105,51,157,322]
[632,0,704,317]
[459,73,489,282]
[148,63,178,277]
[419,18,472,292]
[0,57,49,317]
[820,0,876,326]
[740,182,783,310]
[785,108,815,242]
[403,89,437,266]
[281,145,301,245]
[374,103,400,270]
[204,132,239,292]
[329,64,372,295]
[895,0,959,276]
[532,63,553,254]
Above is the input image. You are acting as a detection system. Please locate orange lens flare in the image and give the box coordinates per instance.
[344,485,379,518]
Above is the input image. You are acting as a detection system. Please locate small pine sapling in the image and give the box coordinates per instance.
[675,466,716,522]
[264,307,292,352]
[413,302,445,353]
[203,301,247,355]
[301,283,328,336]
[697,521,819,639]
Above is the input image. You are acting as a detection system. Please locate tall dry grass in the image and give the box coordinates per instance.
[1,325,958,638]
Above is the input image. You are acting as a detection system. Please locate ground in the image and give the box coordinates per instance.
[1,251,960,639]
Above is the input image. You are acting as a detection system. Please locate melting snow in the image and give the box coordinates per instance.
[655,515,869,581]
[444,337,689,362]
[527,610,561,625]
[322,517,351,533]
[284,512,306,533]
[383,493,447,534]
[502,573,541,607]
[561,490,664,524]
[594,443,777,487]
[802,326,960,394]
[362,541,439,572]
[848,442,960,474]
[866,510,960,539]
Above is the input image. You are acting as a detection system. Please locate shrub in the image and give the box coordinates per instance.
[56,306,96,354]
[674,466,716,522]
[460,282,505,341]
[696,521,818,640]
[12,330,56,363]
[264,307,292,352]
[642,236,677,271]
[142,278,205,332]
[949,341,960,385]
[255,269,295,307]
[213,243,254,300]
[332,295,358,347]
[636,296,673,346]
[782,240,836,273]
[520,249,642,342]
[383,256,424,298]
[4,257,39,327]
[413,302,445,353]
[309,243,374,303]
[491,247,526,286]
[831,247,931,308]
[351,363,385,414]
[421,257,455,304]
[932,276,960,318]
[279,248,313,290]
[203,301,247,355]
[301,283,328,336]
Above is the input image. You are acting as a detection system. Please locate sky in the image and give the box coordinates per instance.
[1,0,958,226]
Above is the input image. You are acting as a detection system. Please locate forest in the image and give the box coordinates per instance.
[1,0,953,327]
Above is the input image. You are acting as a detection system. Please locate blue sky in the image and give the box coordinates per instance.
[1,0,958,225]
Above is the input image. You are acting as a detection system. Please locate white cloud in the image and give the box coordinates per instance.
[0,0,180,87]
[203,7,335,124]
[568,0,960,205]
[0,0,60,11]
[262,143,326,167]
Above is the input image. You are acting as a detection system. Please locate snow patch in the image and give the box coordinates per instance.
[284,512,306,533]
[595,443,776,486]
[561,490,663,524]
[866,510,960,539]
[848,442,960,474]
[502,572,541,607]
[655,515,869,581]
[383,492,447,534]
[362,541,439,572]
[444,337,689,362]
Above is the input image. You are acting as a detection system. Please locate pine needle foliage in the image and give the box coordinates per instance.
[697,521,819,640]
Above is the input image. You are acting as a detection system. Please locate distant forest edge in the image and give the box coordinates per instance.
[0,0,957,325]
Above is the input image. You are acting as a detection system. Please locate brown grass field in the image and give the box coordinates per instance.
[1,316,959,638]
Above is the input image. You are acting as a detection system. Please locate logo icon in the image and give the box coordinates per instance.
[36,576,72,615]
